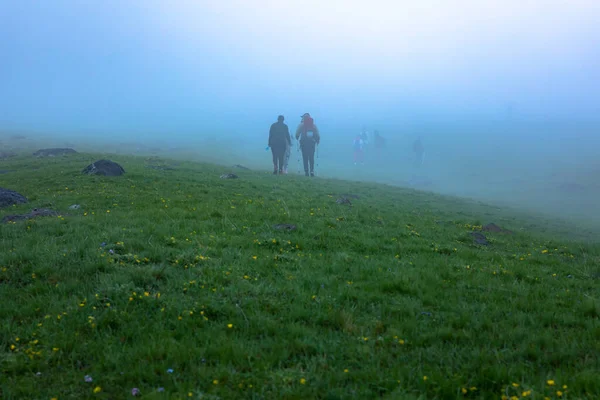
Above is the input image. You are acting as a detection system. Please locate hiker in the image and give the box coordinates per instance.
[353,134,364,165]
[413,136,424,167]
[268,115,291,174]
[373,130,385,160]
[374,130,385,149]
[283,130,293,174]
[295,113,320,177]
[360,127,370,146]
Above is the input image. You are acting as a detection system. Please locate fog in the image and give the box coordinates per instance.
[1,0,599,228]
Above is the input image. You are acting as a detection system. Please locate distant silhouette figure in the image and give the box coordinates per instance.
[374,130,385,149]
[353,135,364,165]
[413,137,424,167]
[268,115,291,174]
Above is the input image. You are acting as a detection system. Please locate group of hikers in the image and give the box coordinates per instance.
[352,127,387,165]
[267,114,425,176]
[268,113,319,176]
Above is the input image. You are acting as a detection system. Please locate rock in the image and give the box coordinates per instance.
[482,223,513,234]
[2,208,59,223]
[33,148,77,157]
[336,197,352,205]
[220,173,238,179]
[146,165,176,171]
[0,188,28,208]
[82,159,125,176]
[69,204,81,210]
[273,223,297,231]
[0,151,17,159]
[470,232,489,246]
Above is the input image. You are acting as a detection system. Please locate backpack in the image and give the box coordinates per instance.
[301,117,316,142]
[303,116,315,132]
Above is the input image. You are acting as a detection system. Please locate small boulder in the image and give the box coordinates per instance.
[273,223,297,231]
[339,193,360,199]
[147,165,176,171]
[336,197,352,205]
[82,159,125,176]
[2,208,59,223]
[483,223,513,234]
[33,148,77,157]
[220,173,238,179]
[0,188,28,208]
[470,232,489,246]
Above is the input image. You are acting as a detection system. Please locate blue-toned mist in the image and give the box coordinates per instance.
[1,0,599,227]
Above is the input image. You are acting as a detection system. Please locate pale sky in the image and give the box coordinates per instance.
[1,0,599,134]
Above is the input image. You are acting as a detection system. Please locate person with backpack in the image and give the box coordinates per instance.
[353,134,364,165]
[295,112,320,177]
[268,115,291,175]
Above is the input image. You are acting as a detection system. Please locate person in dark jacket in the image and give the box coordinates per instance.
[268,115,291,174]
[295,113,320,177]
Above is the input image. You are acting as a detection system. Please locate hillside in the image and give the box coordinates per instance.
[1,151,599,399]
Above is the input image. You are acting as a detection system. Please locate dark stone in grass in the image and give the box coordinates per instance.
[470,232,489,245]
[147,165,176,171]
[220,173,238,179]
[336,197,352,205]
[0,187,28,208]
[273,223,297,231]
[82,159,125,176]
[0,151,17,159]
[483,223,513,234]
[2,208,59,223]
[33,148,77,157]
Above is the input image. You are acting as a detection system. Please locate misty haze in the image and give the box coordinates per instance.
[1,1,599,398]
[2,0,599,228]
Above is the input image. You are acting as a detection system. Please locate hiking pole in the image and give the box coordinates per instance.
[296,140,301,175]
[315,144,319,177]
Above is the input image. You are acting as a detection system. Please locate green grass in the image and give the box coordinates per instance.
[1,152,599,400]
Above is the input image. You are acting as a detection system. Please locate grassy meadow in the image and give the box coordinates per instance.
[1,150,599,399]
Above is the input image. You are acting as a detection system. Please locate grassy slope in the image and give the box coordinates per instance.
[0,152,599,400]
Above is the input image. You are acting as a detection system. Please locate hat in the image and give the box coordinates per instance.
[301,113,310,118]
